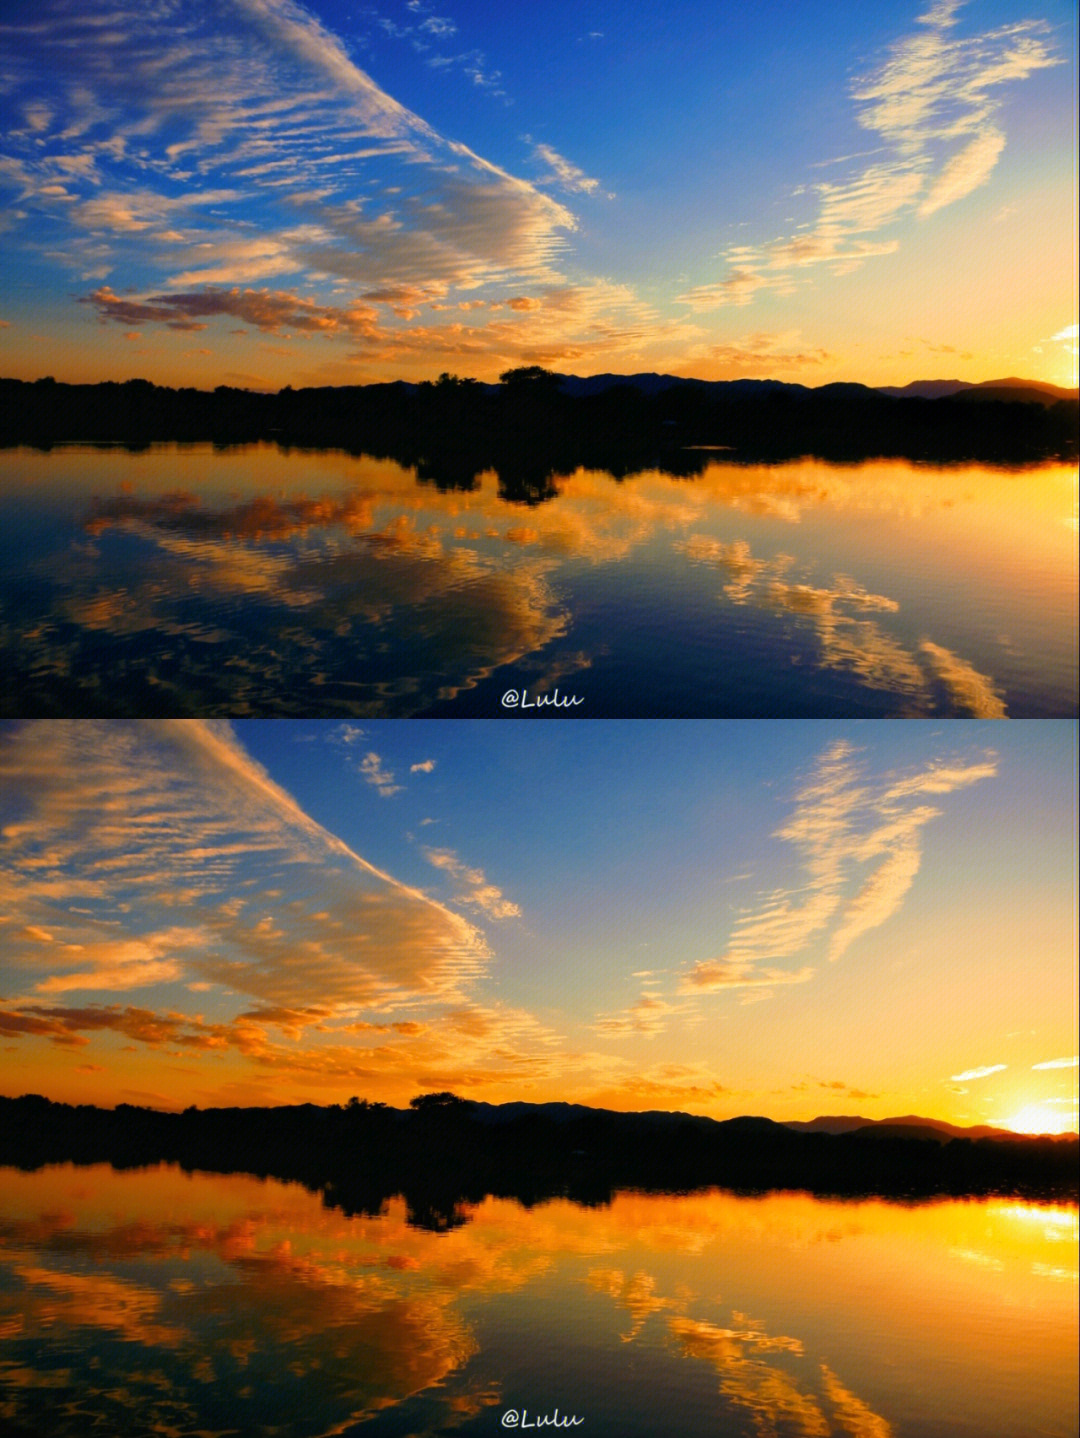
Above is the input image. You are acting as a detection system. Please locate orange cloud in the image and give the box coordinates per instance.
[83,286,380,338]
[0,721,490,1022]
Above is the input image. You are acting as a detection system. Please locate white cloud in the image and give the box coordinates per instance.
[358,751,403,797]
[950,1063,1007,1082]
[686,3,1059,307]
[530,141,601,195]
[918,126,1005,216]
[1032,1056,1079,1071]
[422,847,521,920]
[826,834,923,962]
[2,0,581,310]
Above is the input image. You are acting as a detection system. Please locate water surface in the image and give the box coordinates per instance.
[0,1164,1076,1437]
[2,446,1075,716]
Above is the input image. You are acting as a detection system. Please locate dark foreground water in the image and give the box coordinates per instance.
[2,445,1076,716]
[0,1165,1076,1438]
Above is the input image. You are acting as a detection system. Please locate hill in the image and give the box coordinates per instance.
[783,1114,1022,1142]
[877,377,1078,404]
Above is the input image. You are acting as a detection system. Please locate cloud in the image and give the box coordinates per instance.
[593,993,693,1037]
[679,961,815,995]
[0,1002,230,1050]
[530,141,602,195]
[68,189,243,236]
[80,263,675,376]
[676,329,833,370]
[32,929,203,993]
[677,737,997,993]
[83,286,381,338]
[686,3,1059,306]
[359,751,403,797]
[675,272,770,311]
[0,993,587,1103]
[917,126,1005,216]
[588,1062,732,1109]
[950,1064,1007,1082]
[2,0,584,333]
[410,760,436,774]
[826,834,922,963]
[0,721,488,1018]
[1032,1056,1078,1071]
[331,278,668,372]
[422,848,521,920]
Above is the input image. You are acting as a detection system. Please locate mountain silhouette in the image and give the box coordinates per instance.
[3,372,1075,465]
[2,1094,1075,1226]
[783,1114,1023,1141]
[877,377,1078,403]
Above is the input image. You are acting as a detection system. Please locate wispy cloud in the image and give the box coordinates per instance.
[422,847,521,920]
[675,328,833,370]
[917,125,1004,217]
[1032,1056,1078,1071]
[679,961,816,995]
[677,737,997,994]
[950,1063,1007,1082]
[410,759,436,774]
[593,992,694,1037]
[529,140,602,196]
[682,1,1059,308]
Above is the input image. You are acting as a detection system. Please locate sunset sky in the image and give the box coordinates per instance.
[1,719,1076,1132]
[1,0,1076,389]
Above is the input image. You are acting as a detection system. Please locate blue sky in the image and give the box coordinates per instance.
[1,0,1075,387]
[1,719,1076,1130]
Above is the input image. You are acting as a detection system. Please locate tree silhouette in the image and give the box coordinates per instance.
[498,365,560,391]
[409,1091,471,1110]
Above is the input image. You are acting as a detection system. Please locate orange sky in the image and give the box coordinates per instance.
[2,720,1076,1132]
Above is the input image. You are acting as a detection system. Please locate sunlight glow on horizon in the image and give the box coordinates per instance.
[1000,1104,1079,1136]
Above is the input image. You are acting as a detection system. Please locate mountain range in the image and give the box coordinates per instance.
[551,372,1078,404]
[446,1102,1048,1143]
[782,1114,1030,1142]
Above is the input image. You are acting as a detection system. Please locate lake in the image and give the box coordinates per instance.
[0,1163,1075,1437]
[1,445,1075,717]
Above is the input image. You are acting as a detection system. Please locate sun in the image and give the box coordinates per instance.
[1000,1102,1076,1136]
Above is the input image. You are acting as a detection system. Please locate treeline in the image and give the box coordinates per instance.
[1,373,1075,477]
[1,1094,1075,1231]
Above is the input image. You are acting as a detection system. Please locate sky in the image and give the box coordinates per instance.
[0,0,1076,390]
[1,718,1076,1132]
